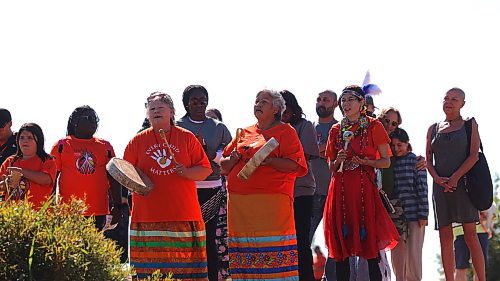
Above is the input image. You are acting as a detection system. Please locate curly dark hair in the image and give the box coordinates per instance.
[66,105,99,136]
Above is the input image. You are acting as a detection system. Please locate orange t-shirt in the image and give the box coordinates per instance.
[0,155,57,209]
[222,123,308,198]
[123,126,211,222]
[51,136,115,216]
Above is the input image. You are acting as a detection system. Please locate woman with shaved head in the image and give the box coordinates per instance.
[426,87,486,281]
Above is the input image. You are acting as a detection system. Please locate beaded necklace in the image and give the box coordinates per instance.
[337,114,370,241]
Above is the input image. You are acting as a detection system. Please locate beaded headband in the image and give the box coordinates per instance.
[340,90,364,100]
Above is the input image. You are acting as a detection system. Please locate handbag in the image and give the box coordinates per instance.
[369,168,396,214]
[379,189,396,214]
[464,118,493,211]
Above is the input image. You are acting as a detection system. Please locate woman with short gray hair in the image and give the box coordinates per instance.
[220,89,308,280]
[259,89,286,120]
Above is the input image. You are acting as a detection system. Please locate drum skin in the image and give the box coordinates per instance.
[106,157,154,195]
[237,137,279,180]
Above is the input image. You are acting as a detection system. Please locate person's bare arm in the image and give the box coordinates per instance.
[7,167,52,185]
[220,151,241,175]
[176,165,212,181]
[261,157,300,173]
[426,124,452,191]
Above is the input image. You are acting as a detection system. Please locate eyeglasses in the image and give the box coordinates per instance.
[80,115,99,123]
[384,118,399,127]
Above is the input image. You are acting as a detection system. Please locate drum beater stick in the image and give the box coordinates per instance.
[158,129,179,165]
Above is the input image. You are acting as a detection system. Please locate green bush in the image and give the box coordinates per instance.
[0,198,131,281]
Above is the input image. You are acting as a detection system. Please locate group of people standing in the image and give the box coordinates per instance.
[0,84,494,281]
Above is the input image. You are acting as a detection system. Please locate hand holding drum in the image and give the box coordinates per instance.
[237,137,279,180]
[337,131,354,173]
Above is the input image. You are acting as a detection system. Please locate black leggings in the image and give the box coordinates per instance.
[336,257,381,281]
[197,188,220,281]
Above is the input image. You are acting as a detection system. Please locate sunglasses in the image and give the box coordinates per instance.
[383,118,399,127]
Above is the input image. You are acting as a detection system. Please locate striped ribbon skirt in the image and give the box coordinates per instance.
[130,221,208,280]
[228,193,299,281]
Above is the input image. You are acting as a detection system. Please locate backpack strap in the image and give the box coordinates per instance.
[431,122,438,139]
[464,117,483,156]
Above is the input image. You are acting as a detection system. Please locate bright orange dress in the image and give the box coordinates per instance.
[223,123,307,280]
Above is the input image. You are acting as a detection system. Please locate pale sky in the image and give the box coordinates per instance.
[1,1,499,280]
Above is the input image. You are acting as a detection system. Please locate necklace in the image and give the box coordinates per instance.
[337,115,369,148]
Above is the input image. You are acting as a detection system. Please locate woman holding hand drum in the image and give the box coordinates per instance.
[220,89,307,280]
[124,92,212,280]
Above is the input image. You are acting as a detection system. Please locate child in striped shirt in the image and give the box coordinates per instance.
[390,128,429,281]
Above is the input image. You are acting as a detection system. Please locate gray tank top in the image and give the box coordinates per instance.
[431,124,467,177]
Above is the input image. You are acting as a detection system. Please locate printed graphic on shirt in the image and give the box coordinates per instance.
[10,178,30,200]
[145,142,180,176]
[75,150,96,174]
[150,148,173,168]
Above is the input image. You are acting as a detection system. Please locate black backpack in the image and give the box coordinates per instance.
[464,118,493,211]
